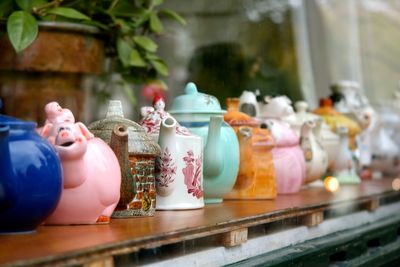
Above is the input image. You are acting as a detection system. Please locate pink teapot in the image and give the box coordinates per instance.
[40,102,121,224]
[140,96,204,210]
[257,95,306,194]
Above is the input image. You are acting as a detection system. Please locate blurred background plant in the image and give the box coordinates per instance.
[0,0,185,103]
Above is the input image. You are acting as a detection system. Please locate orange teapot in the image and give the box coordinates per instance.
[223,98,277,200]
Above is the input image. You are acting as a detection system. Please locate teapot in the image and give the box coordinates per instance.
[89,100,160,217]
[331,126,360,184]
[140,96,204,210]
[223,98,277,199]
[169,82,239,204]
[0,114,62,233]
[41,103,121,224]
[314,98,361,151]
[283,101,331,180]
[257,95,306,194]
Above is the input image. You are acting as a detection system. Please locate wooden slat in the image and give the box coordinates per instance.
[221,228,248,247]
[0,179,398,267]
[362,198,380,212]
[301,211,324,227]
[83,256,114,267]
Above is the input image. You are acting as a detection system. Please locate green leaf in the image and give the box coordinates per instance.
[47,7,90,20]
[133,36,157,52]
[152,0,164,7]
[149,13,163,34]
[109,0,137,17]
[16,0,47,11]
[0,0,14,18]
[145,52,161,61]
[7,11,38,53]
[151,59,168,76]
[117,37,132,67]
[160,9,186,25]
[120,81,137,106]
[130,48,147,67]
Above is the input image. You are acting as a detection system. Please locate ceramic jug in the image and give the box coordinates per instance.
[256,95,306,194]
[0,114,63,233]
[223,98,277,199]
[169,82,239,204]
[41,103,121,224]
[283,101,332,178]
[89,100,160,217]
[140,96,204,210]
[331,126,360,184]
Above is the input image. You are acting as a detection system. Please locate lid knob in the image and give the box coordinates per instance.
[184,82,198,95]
[106,100,124,118]
[295,101,308,113]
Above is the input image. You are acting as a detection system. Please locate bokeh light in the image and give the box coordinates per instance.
[392,178,400,191]
[324,176,340,193]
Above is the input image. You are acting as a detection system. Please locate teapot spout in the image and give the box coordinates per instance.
[159,117,177,145]
[204,116,224,178]
[110,124,129,173]
[0,125,17,211]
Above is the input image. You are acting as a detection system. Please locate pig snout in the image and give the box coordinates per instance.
[56,129,76,147]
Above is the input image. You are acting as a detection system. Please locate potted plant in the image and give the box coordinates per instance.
[0,0,185,122]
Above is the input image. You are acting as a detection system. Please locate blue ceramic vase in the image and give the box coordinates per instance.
[0,115,63,233]
[169,83,239,203]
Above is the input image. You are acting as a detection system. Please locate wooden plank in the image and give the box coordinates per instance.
[301,211,324,227]
[222,228,248,247]
[362,198,380,212]
[83,256,114,267]
[0,179,398,267]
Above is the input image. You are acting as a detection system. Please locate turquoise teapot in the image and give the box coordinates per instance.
[169,82,239,204]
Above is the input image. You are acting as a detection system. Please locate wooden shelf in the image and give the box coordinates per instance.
[0,179,399,267]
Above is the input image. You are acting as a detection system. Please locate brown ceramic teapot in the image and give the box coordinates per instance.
[88,100,160,217]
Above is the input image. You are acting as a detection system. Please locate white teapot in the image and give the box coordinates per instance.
[140,96,204,210]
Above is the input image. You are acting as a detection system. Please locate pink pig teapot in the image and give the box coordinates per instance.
[40,103,121,224]
[140,96,204,210]
[257,95,306,194]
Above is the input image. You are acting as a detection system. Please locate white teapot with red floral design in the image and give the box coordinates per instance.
[140,96,204,210]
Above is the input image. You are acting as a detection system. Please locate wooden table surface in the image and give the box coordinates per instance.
[0,179,398,267]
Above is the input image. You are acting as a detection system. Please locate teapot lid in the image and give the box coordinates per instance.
[88,100,160,156]
[0,114,36,130]
[140,95,192,136]
[169,82,225,115]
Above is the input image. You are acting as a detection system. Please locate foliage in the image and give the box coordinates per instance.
[0,0,186,84]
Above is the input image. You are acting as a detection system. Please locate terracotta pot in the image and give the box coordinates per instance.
[0,22,105,123]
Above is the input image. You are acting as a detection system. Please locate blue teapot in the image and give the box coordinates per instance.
[169,83,239,203]
[0,114,63,233]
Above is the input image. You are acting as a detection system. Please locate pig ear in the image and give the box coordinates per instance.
[40,123,53,138]
[76,122,94,139]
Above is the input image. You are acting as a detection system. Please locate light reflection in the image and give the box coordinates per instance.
[324,176,340,193]
[392,178,400,191]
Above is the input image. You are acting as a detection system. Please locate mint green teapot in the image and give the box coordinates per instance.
[169,83,239,204]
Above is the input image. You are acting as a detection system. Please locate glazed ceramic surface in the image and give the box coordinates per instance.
[284,101,330,180]
[314,98,361,151]
[223,98,276,199]
[89,100,160,217]
[239,90,260,117]
[331,127,360,184]
[0,115,62,233]
[257,96,306,194]
[299,120,328,183]
[169,82,239,204]
[41,104,121,224]
[140,97,204,210]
